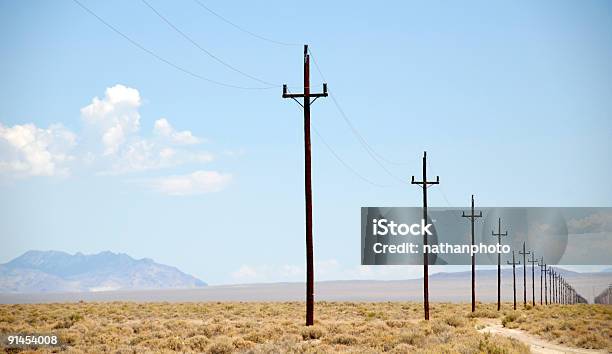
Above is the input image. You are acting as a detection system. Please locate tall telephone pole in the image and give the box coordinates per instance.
[519,242,530,307]
[282,44,328,326]
[528,253,538,306]
[507,250,520,310]
[412,151,439,320]
[462,195,482,312]
[491,217,507,311]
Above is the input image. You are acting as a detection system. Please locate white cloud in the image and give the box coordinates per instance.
[0,123,76,177]
[1,85,229,183]
[154,118,201,145]
[80,85,211,174]
[80,84,141,155]
[148,170,232,196]
[103,140,214,175]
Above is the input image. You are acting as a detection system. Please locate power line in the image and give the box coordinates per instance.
[309,48,414,167]
[307,48,415,186]
[285,78,390,187]
[312,125,391,188]
[327,91,411,185]
[426,158,454,207]
[192,0,301,47]
[141,0,279,87]
[72,0,274,90]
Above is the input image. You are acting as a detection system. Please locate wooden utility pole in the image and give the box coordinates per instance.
[560,278,564,304]
[557,273,561,304]
[462,195,482,312]
[411,151,439,320]
[542,261,548,305]
[519,242,530,307]
[553,270,558,303]
[563,279,567,304]
[491,217,507,311]
[562,279,566,304]
[555,271,559,304]
[282,44,328,326]
[562,281,565,304]
[548,268,554,304]
[538,257,544,305]
[528,252,538,306]
[507,250,520,310]
[550,269,554,303]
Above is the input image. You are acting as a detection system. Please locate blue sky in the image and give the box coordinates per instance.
[0,0,611,284]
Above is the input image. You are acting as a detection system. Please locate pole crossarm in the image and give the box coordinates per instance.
[282,84,328,100]
[411,175,440,186]
[461,195,483,219]
[491,218,508,239]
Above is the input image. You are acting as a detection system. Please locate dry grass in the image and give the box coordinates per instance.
[3,301,604,353]
[501,303,612,351]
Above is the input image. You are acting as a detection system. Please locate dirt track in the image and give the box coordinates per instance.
[479,322,608,354]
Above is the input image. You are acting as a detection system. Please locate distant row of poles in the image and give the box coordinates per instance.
[417,151,587,321]
[594,285,612,304]
[506,242,588,311]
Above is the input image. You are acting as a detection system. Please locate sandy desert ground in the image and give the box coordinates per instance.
[1,302,610,353]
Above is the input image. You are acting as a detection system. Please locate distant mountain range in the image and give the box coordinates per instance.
[0,250,206,293]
